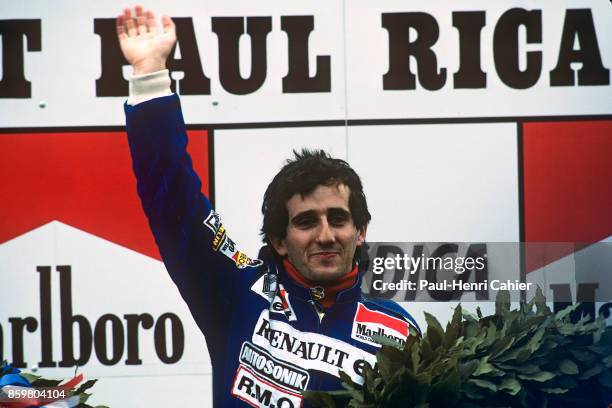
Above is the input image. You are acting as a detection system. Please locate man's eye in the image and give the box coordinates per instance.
[329,214,349,226]
[294,218,316,228]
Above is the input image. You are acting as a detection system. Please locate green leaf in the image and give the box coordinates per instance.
[495,290,511,316]
[464,327,488,356]
[381,368,426,406]
[522,315,548,332]
[515,364,539,375]
[451,305,462,327]
[517,348,533,363]
[444,306,462,349]
[559,359,579,375]
[541,387,568,394]
[339,370,358,389]
[20,373,41,383]
[421,337,433,363]
[499,376,522,395]
[458,360,479,381]
[472,357,496,376]
[376,346,405,382]
[525,327,546,354]
[425,312,444,351]
[558,323,576,336]
[410,341,421,374]
[462,310,478,323]
[555,303,580,321]
[74,379,98,395]
[468,378,498,392]
[402,334,419,353]
[31,378,63,387]
[78,392,92,404]
[372,334,403,348]
[532,286,550,315]
[427,369,461,407]
[490,335,515,359]
[517,371,556,382]
[479,323,498,349]
[495,346,523,363]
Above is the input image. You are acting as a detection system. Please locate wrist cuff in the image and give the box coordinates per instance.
[128,70,172,105]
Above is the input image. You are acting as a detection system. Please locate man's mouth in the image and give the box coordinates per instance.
[310,251,340,260]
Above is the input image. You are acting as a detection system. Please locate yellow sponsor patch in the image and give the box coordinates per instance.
[212,224,226,251]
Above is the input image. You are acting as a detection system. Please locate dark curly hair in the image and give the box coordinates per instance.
[260,149,371,245]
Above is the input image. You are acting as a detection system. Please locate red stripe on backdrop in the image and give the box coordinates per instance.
[522,120,612,271]
[0,130,210,261]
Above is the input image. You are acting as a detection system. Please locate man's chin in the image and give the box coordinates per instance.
[305,266,346,284]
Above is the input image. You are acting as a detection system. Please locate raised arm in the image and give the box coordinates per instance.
[118,6,259,352]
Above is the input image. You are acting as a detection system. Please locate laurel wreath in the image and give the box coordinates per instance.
[305,288,612,407]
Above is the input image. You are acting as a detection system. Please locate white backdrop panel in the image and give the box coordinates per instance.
[347,123,520,242]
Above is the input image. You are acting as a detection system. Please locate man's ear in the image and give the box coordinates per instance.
[269,236,288,256]
[357,224,367,246]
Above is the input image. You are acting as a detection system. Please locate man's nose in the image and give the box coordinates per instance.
[316,218,335,244]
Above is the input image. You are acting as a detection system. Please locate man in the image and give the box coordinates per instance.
[118,6,420,407]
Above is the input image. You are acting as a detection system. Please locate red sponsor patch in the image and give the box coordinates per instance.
[271,286,296,321]
[351,303,410,347]
[278,288,289,309]
[354,304,408,336]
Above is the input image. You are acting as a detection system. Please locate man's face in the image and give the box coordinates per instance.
[271,183,367,284]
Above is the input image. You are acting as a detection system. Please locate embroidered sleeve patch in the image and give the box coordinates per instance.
[231,365,304,408]
[203,210,263,269]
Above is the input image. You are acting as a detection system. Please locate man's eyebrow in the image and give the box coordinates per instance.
[327,207,351,216]
[290,207,351,223]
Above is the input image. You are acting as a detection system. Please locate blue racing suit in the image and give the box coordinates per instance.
[125,94,421,407]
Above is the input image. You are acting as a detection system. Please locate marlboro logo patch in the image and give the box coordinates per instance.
[351,303,409,347]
